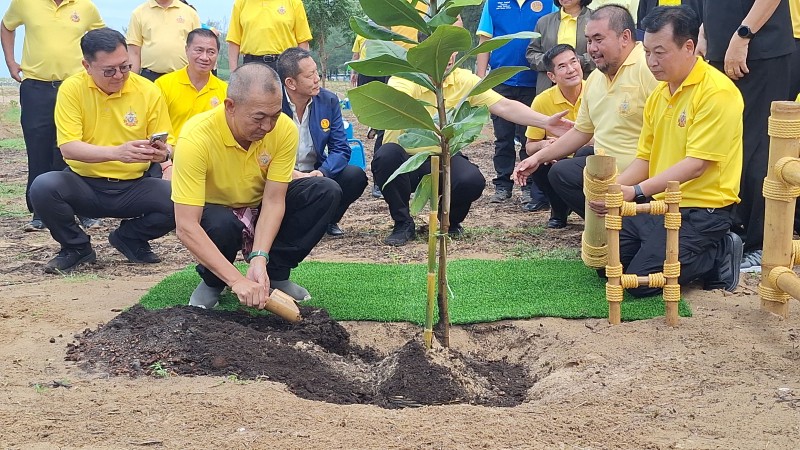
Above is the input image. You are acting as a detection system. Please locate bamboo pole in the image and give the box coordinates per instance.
[424,156,440,349]
[582,155,617,268]
[435,88,451,347]
[760,101,800,318]
[663,181,681,327]
[774,269,800,301]
[606,184,622,325]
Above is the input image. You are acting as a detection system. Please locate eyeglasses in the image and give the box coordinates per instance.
[101,64,133,77]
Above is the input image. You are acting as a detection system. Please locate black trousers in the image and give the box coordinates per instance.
[197,176,340,286]
[711,55,791,252]
[29,170,175,250]
[19,79,66,216]
[547,146,596,219]
[328,165,367,223]
[618,207,733,297]
[371,143,484,227]
[491,83,544,201]
[790,39,800,99]
[139,68,165,82]
[532,163,570,221]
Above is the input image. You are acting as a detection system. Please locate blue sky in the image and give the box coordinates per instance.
[0,0,233,78]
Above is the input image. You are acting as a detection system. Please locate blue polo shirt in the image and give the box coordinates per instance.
[477,0,557,87]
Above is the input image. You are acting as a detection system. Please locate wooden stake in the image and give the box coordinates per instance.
[664,181,680,327]
[583,155,617,268]
[424,156,440,349]
[761,101,800,318]
[606,184,622,325]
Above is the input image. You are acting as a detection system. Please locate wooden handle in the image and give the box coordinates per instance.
[265,289,302,323]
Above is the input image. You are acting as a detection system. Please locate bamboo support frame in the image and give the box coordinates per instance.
[424,156,440,349]
[605,181,682,326]
[760,101,800,318]
[435,90,451,347]
[582,155,617,268]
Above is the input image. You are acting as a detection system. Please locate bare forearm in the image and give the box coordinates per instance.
[1,25,15,65]
[128,45,142,73]
[490,98,549,129]
[743,0,782,32]
[228,43,240,71]
[617,158,650,187]
[60,141,119,163]
[298,41,310,51]
[177,221,245,286]
[476,36,490,77]
[634,158,709,197]
[250,200,284,256]
[534,128,592,163]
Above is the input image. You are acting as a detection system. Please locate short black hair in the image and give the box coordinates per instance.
[555,0,592,8]
[276,47,313,83]
[641,5,700,48]
[80,28,127,62]
[228,63,281,102]
[543,44,578,72]
[186,28,220,50]
[590,4,637,41]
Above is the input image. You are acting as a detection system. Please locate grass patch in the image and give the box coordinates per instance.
[141,259,691,324]
[2,100,20,124]
[0,138,24,150]
[0,204,28,218]
[0,182,25,198]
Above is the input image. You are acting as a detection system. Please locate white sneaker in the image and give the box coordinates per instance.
[739,249,762,274]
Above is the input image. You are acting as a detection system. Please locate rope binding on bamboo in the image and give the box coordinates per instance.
[768,116,800,139]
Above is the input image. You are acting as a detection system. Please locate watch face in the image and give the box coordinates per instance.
[738,26,752,38]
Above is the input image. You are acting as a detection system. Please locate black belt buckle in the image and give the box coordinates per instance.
[51,80,62,89]
[261,54,278,63]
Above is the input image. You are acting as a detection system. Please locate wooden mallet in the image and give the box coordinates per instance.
[264,289,302,323]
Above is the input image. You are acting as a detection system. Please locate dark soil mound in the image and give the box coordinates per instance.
[67,305,533,408]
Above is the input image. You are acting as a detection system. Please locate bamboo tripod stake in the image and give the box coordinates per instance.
[760,101,800,318]
[582,155,617,268]
[424,156,440,349]
[605,181,682,326]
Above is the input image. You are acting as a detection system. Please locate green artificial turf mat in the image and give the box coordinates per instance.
[140,259,691,324]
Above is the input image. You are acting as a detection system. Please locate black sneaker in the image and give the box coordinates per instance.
[44,247,96,274]
[547,217,567,229]
[108,230,161,264]
[384,221,416,246]
[703,231,743,292]
[523,200,550,212]
[448,223,464,238]
[489,188,512,203]
[78,216,102,230]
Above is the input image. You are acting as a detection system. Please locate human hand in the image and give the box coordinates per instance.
[724,36,749,80]
[525,138,555,156]
[149,139,171,163]
[350,70,358,87]
[589,200,607,216]
[512,156,541,186]
[621,185,635,202]
[231,277,267,310]
[245,259,270,310]
[6,60,21,83]
[117,140,157,163]
[545,110,574,137]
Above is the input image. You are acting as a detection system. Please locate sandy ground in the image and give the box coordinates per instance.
[1,100,800,449]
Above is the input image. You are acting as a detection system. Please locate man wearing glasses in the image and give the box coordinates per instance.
[29,28,175,274]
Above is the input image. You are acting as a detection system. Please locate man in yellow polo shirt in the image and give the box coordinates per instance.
[514,5,659,218]
[524,44,587,229]
[1,0,105,232]
[172,63,340,308]
[28,28,175,274]
[227,0,312,72]
[372,54,574,246]
[127,0,200,81]
[155,27,227,179]
[590,6,744,294]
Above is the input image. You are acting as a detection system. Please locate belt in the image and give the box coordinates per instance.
[243,54,279,63]
[26,79,63,88]
[140,68,165,76]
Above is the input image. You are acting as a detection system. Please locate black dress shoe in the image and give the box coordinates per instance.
[384,221,416,246]
[326,223,344,237]
[448,223,464,237]
[523,200,550,212]
[547,218,567,229]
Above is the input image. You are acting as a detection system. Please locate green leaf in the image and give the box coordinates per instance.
[445,104,490,154]
[392,72,436,92]
[383,151,434,188]
[349,17,418,45]
[406,25,473,83]
[359,0,431,34]
[410,175,432,216]
[349,55,416,77]
[350,82,437,132]
[398,128,440,150]
[451,32,540,74]
[465,66,528,98]
[368,40,409,59]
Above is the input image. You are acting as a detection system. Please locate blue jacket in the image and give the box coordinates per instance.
[281,87,350,178]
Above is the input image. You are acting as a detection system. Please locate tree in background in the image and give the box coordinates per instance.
[306,0,359,86]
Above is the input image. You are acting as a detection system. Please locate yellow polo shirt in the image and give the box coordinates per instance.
[227,0,313,55]
[2,0,104,82]
[55,71,172,180]
[556,8,578,48]
[383,68,504,151]
[155,67,227,144]
[791,0,800,39]
[352,35,368,59]
[393,1,428,49]
[574,42,658,171]
[659,0,681,5]
[525,81,584,140]
[638,58,743,208]
[126,0,200,74]
[171,106,297,208]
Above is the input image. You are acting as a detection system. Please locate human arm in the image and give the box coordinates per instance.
[0,23,20,82]
[227,1,242,72]
[696,23,706,57]
[489,97,573,137]
[350,52,359,86]
[298,41,310,51]
[128,45,142,74]
[524,137,556,156]
[126,12,143,73]
[317,95,351,178]
[292,169,323,179]
[476,35,491,78]
[228,43,240,72]
[175,204,267,308]
[512,127,593,185]
[475,1,492,78]
[244,179,289,302]
[294,0,313,52]
[724,0,782,80]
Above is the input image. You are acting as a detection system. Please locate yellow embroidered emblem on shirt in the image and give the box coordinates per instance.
[678,110,687,127]
[278,5,287,14]
[71,11,80,22]
[123,109,138,127]
[210,97,220,107]
[258,152,272,169]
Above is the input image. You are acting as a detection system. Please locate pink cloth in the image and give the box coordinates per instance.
[231,206,260,260]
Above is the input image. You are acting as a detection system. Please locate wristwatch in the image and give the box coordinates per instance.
[633,184,648,204]
[737,25,755,39]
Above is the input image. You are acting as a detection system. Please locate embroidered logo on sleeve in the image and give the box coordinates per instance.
[531,1,544,12]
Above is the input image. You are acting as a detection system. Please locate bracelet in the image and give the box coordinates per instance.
[246,250,270,263]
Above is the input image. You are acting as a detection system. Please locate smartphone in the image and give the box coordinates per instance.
[149,132,168,145]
